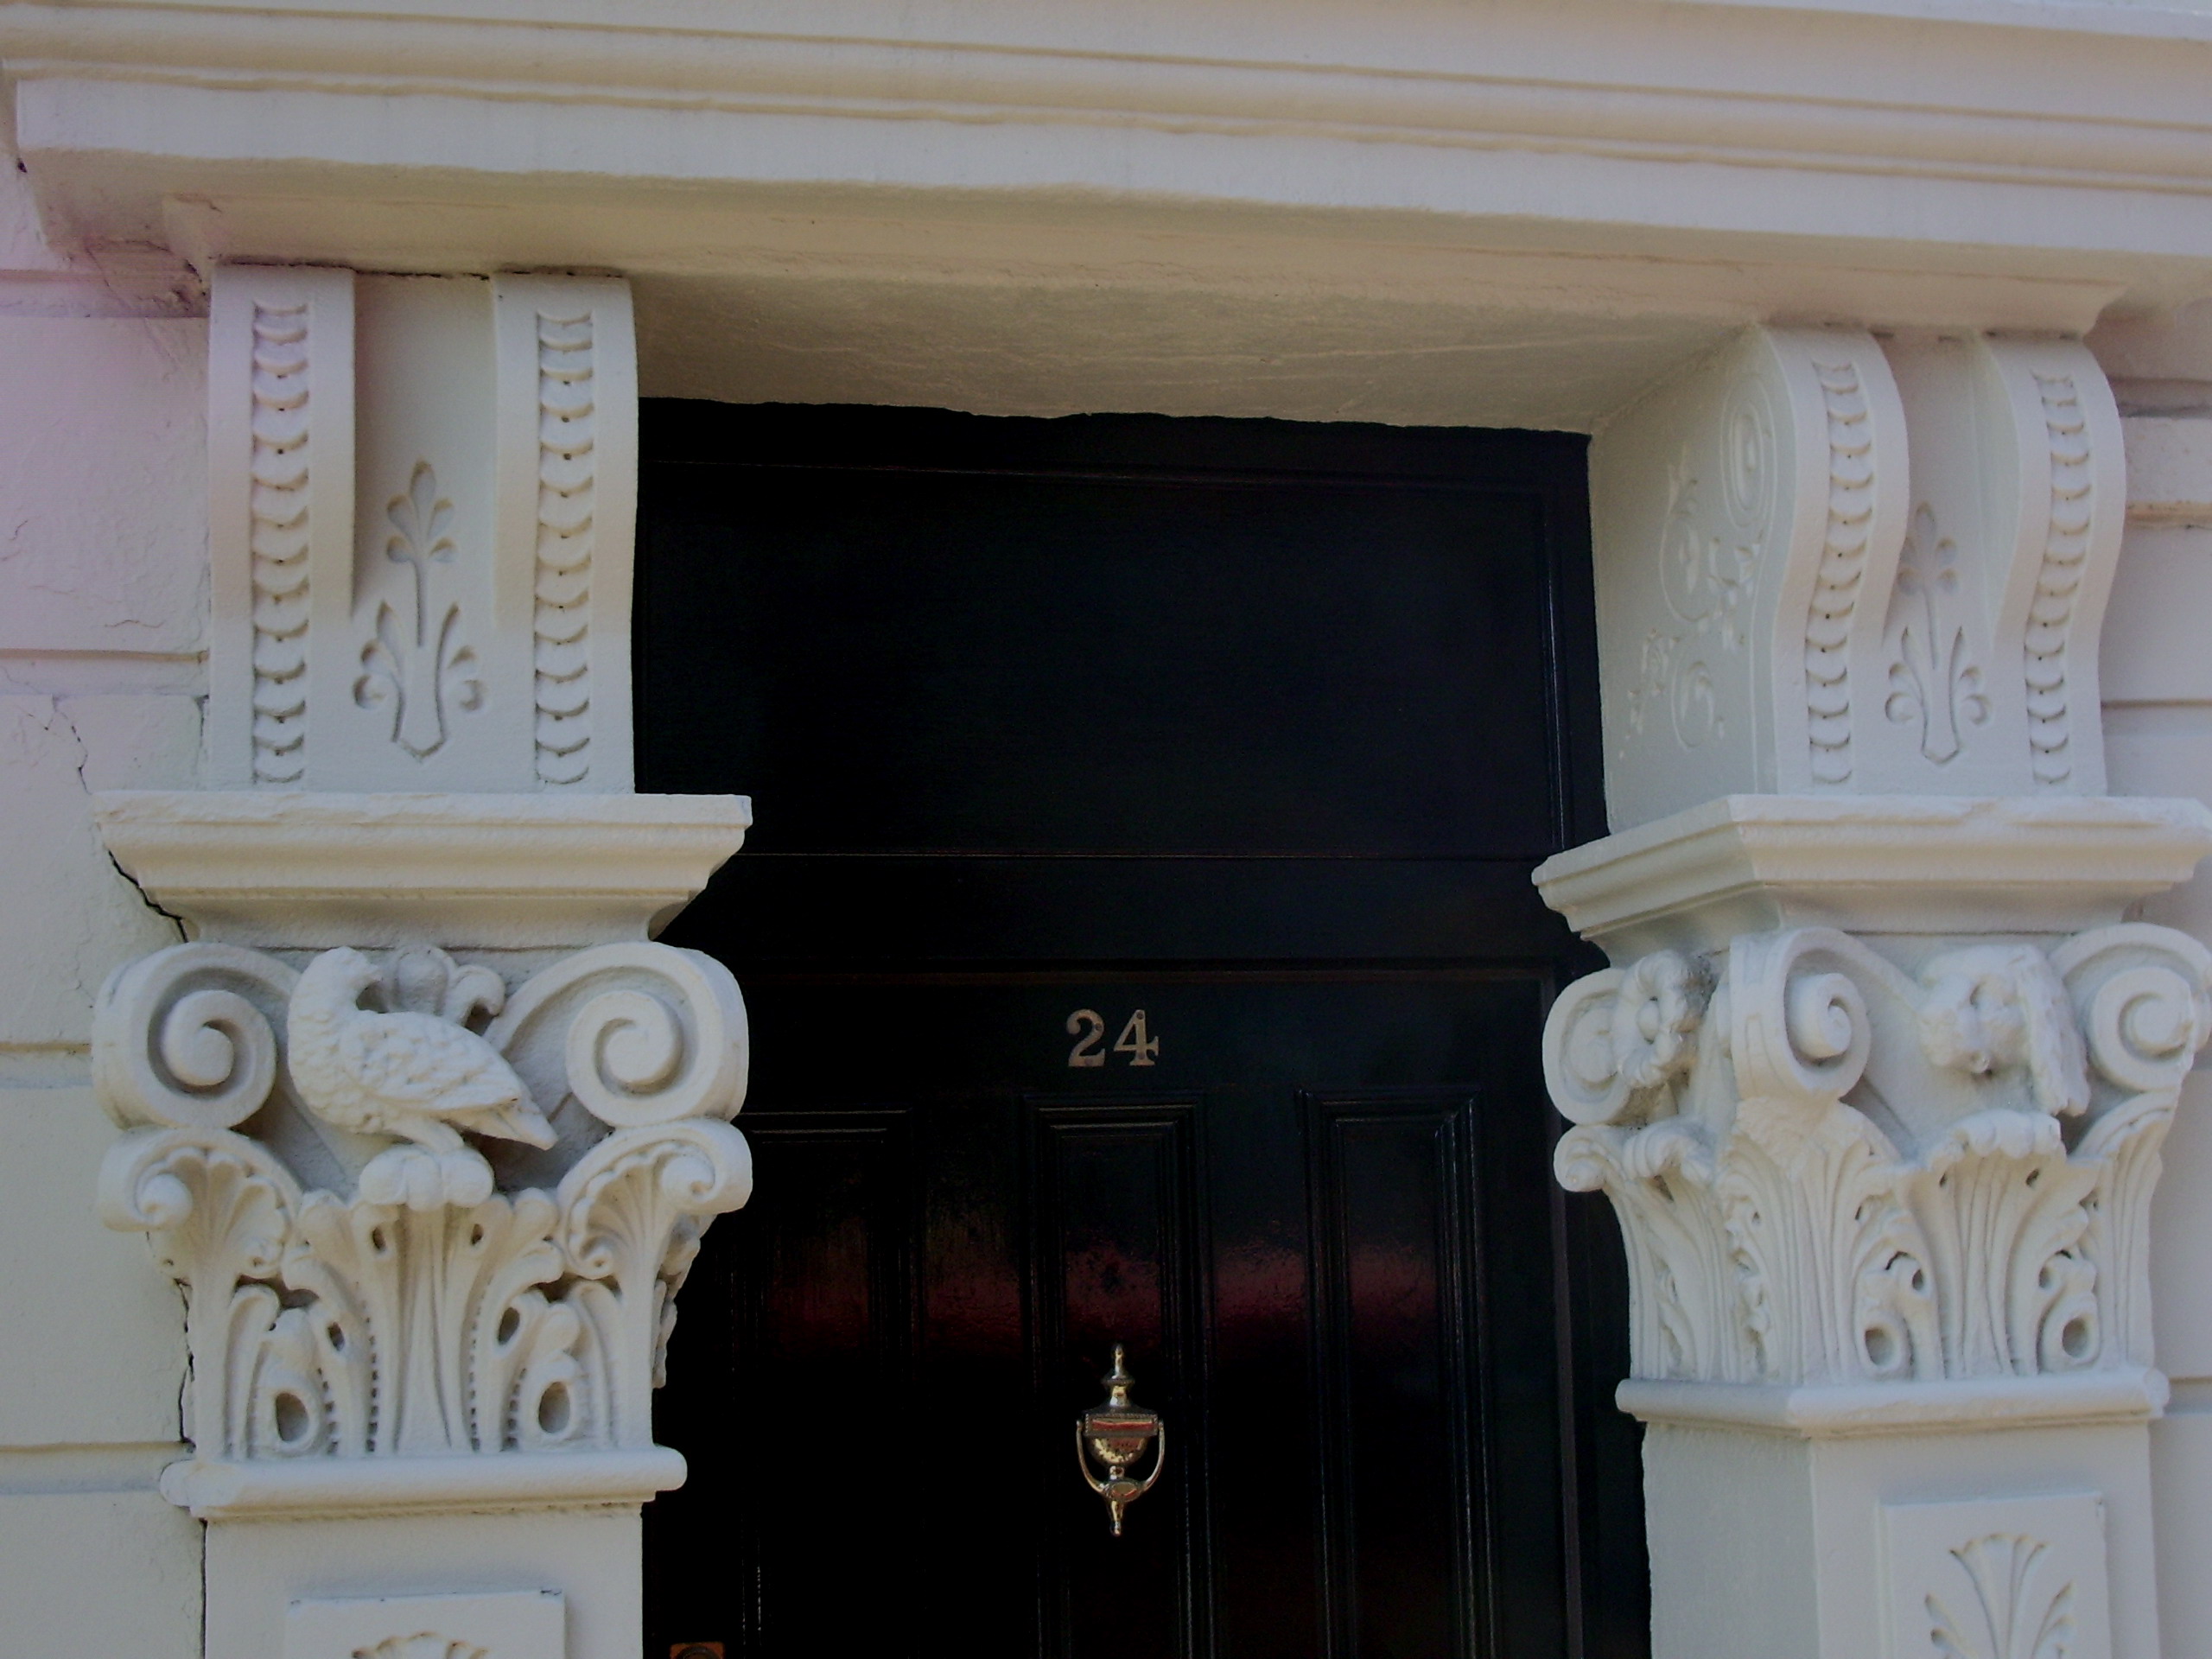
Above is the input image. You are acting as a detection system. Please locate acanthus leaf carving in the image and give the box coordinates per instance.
[1719,1087,1937,1384]
[92,938,751,1478]
[557,1117,753,1437]
[2052,924,2212,1367]
[1544,921,2212,1389]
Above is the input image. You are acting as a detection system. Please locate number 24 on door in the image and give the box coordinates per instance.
[1066,1009,1159,1068]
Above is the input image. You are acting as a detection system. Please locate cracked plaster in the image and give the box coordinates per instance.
[0,694,195,1050]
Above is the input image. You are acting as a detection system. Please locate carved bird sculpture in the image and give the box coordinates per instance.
[286,946,557,1155]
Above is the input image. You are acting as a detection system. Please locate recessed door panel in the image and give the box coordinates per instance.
[1031,1100,1205,1659]
[1308,1093,1484,1659]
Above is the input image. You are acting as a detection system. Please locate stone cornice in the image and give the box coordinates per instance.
[8,4,2207,205]
[1535,794,2212,957]
[7,0,2209,157]
[94,790,751,947]
[7,0,2212,327]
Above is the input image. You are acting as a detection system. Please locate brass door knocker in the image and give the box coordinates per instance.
[1075,1344,1166,1535]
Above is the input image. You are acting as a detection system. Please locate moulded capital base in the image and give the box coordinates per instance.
[1619,1369,2168,1440]
[162,1447,689,1520]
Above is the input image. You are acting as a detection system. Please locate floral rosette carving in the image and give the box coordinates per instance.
[92,939,752,1472]
[1543,921,2212,1389]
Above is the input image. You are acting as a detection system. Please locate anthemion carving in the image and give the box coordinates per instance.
[357,461,485,761]
[1886,504,1989,766]
[249,301,314,786]
[1927,1533,2079,1659]
[533,308,596,787]
[1544,923,2212,1386]
[92,938,749,1474]
[358,1638,487,1659]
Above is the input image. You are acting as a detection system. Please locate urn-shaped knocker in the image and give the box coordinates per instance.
[1075,1344,1166,1535]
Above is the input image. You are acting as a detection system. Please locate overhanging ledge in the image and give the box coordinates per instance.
[93,790,753,949]
[1534,793,2212,958]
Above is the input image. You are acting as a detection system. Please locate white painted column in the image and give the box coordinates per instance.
[90,265,745,1659]
[1544,326,2212,1659]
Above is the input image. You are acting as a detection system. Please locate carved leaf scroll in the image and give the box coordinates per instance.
[93,939,751,1471]
[1545,922,2212,1387]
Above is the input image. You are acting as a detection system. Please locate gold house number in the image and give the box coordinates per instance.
[1066,1009,1159,1068]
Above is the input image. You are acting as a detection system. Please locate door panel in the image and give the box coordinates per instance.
[634,403,1639,1659]
[650,972,1571,1659]
[1308,1092,1484,1659]
[1031,1098,1205,1659]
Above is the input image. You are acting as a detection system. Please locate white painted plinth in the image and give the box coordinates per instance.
[1643,1414,2155,1659]
[208,1507,644,1659]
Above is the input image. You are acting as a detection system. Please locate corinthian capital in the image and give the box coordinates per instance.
[90,935,749,1517]
[1547,920,2212,1393]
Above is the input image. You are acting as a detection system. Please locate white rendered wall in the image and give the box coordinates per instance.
[2094,304,2212,1656]
[0,124,207,1656]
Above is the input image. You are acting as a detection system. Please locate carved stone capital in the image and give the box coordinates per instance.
[91,936,749,1518]
[1546,919,2212,1415]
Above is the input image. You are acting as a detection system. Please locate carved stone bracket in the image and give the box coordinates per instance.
[205,266,638,797]
[1547,921,2211,1395]
[1594,326,2125,830]
[92,936,748,1518]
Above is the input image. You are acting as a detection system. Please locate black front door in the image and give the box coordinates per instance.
[634,405,1641,1659]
